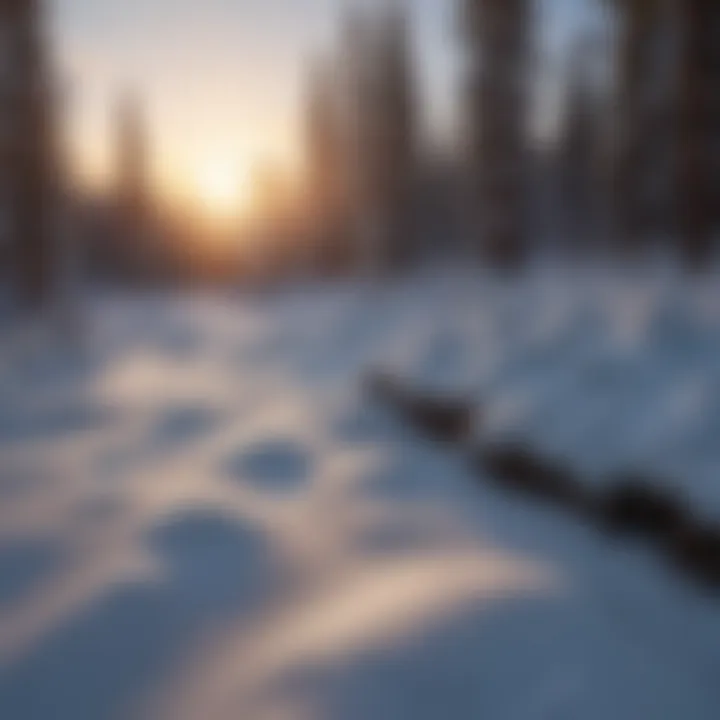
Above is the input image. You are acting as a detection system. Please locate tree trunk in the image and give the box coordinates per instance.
[463,0,531,268]
[676,0,719,266]
[612,0,660,255]
[4,0,55,309]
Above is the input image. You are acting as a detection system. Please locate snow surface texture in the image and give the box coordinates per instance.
[1,264,720,719]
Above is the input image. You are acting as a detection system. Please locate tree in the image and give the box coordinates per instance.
[1,0,56,308]
[610,0,719,265]
[461,0,532,268]
[558,34,611,253]
[374,2,417,268]
[303,58,347,273]
[116,91,148,230]
[675,0,720,266]
[338,2,418,273]
[612,0,687,258]
[113,91,152,279]
[560,54,599,249]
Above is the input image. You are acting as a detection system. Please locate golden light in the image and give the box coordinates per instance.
[195,159,249,218]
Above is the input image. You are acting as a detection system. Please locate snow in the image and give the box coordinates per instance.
[1,263,720,719]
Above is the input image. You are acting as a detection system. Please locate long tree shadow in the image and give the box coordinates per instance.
[0,402,120,446]
[0,540,64,610]
[306,590,718,720]
[0,510,280,720]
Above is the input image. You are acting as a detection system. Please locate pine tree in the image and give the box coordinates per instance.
[304,58,345,273]
[116,92,147,230]
[559,37,607,252]
[340,4,380,272]
[611,0,672,256]
[1,0,56,308]
[461,0,531,268]
[114,91,151,278]
[374,2,417,268]
[675,0,720,266]
[611,0,719,265]
[338,3,417,273]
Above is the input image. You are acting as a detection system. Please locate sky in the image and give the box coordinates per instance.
[51,0,600,203]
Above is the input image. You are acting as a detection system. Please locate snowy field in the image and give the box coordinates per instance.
[1,264,720,719]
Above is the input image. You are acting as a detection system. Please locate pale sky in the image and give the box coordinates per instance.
[51,0,599,202]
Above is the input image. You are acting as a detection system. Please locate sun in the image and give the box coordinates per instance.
[195,160,248,218]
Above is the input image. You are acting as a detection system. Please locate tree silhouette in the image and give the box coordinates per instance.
[559,48,600,250]
[304,58,347,273]
[676,0,720,266]
[2,0,56,307]
[610,0,719,265]
[373,3,417,268]
[338,2,418,272]
[113,91,153,279]
[461,0,531,268]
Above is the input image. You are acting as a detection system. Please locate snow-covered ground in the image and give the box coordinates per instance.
[1,263,720,719]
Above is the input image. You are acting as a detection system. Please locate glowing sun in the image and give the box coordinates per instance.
[195,160,249,217]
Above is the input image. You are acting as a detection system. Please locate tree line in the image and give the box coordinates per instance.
[0,0,718,306]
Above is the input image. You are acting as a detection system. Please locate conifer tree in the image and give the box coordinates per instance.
[2,0,56,307]
[461,0,531,268]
